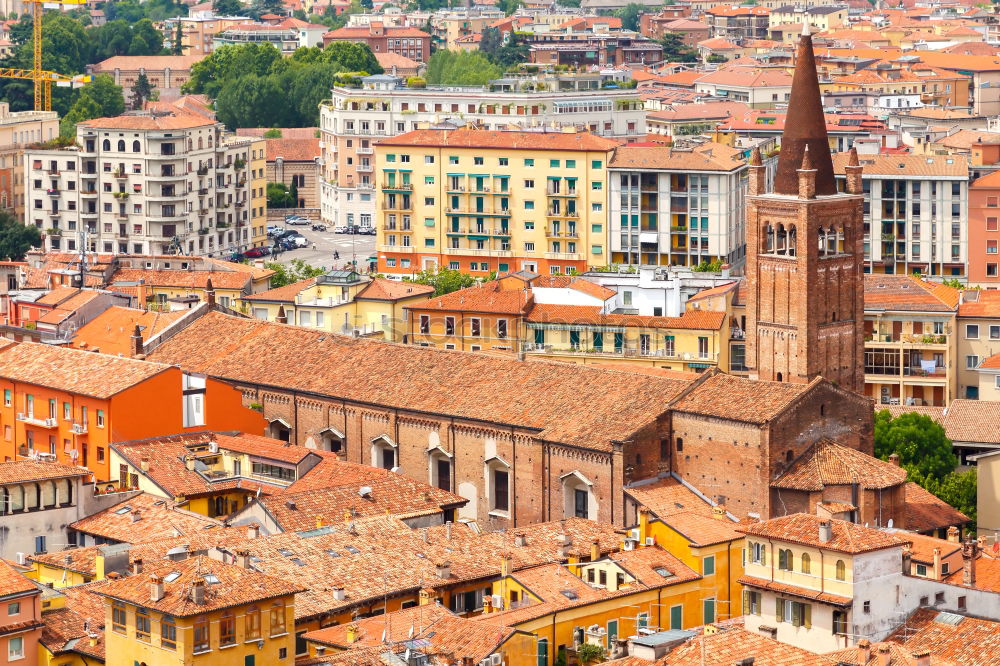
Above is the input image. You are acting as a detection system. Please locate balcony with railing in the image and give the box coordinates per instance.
[16,413,57,428]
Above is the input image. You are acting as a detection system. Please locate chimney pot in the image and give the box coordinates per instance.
[857,639,871,665]
[149,573,164,602]
[514,532,527,548]
[913,649,931,666]
[818,520,832,543]
[332,586,346,601]
[436,561,451,579]
[947,526,960,543]
[131,510,141,523]
[131,558,143,575]
[889,453,900,467]
[247,523,260,539]
[191,578,206,605]
[877,644,891,666]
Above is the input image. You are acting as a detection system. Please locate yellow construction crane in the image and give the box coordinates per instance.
[0,0,91,111]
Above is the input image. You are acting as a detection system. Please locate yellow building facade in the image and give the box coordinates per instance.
[375,127,620,278]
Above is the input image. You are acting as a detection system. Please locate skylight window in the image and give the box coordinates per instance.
[654,567,675,578]
[114,506,132,515]
[203,573,220,584]
[560,590,578,600]
[277,549,294,557]
[164,571,181,583]
[345,545,360,554]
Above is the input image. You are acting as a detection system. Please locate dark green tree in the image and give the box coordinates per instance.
[249,0,284,19]
[172,21,184,54]
[216,74,287,129]
[128,19,165,56]
[322,41,382,73]
[131,72,154,109]
[425,50,500,85]
[183,43,284,97]
[874,410,958,483]
[263,128,282,138]
[658,32,698,62]
[213,0,244,14]
[497,0,520,14]
[0,209,41,260]
[289,179,299,207]
[405,267,476,295]
[929,468,977,525]
[492,31,529,69]
[479,25,502,59]
[360,0,374,8]
[266,182,295,208]
[264,259,326,287]
[613,2,644,31]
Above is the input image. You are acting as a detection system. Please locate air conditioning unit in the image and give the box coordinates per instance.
[490,655,502,666]
[491,593,502,609]
[15,552,25,566]
[645,537,655,546]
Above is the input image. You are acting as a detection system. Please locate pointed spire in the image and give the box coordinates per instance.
[749,146,762,166]
[799,144,813,171]
[772,31,837,196]
[847,145,860,167]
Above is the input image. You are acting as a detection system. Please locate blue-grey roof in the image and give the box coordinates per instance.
[630,629,698,647]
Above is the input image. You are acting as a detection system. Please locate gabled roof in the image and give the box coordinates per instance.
[0,558,38,598]
[69,492,224,543]
[109,268,253,291]
[625,477,742,547]
[864,275,960,312]
[71,306,187,356]
[406,281,532,315]
[355,278,434,301]
[833,153,968,178]
[242,277,317,303]
[0,460,90,484]
[670,372,813,424]
[904,481,969,532]
[772,440,907,491]
[885,607,1000,664]
[0,342,171,399]
[377,127,621,152]
[609,143,746,172]
[665,626,838,665]
[738,513,909,554]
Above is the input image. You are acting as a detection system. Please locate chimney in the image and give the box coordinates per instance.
[131,510,142,523]
[712,504,726,520]
[818,520,832,543]
[140,458,150,472]
[276,305,288,324]
[234,550,250,569]
[912,649,931,666]
[947,526,960,542]
[332,586,346,601]
[445,521,452,540]
[205,277,216,307]
[435,561,451,579]
[902,545,912,574]
[346,624,358,643]
[963,538,979,586]
[637,506,650,542]
[130,324,143,357]
[747,146,766,195]
[131,558,143,575]
[316,516,325,529]
[500,553,512,577]
[933,547,942,579]
[514,532,527,548]
[857,639,871,665]
[185,456,196,471]
[191,578,206,605]
[149,573,164,602]
[877,644,891,666]
[889,453,900,467]
[590,538,600,562]
[845,146,864,195]
[246,523,260,539]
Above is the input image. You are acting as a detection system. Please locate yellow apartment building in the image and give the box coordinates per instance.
[245,271,434,341]
[94,556,302,666]
[374,127,620,279]
[248,137,269,248]
[625,478,745,623]
[863,275,959,407]
[480,545,704,665]
[738,514,907,654]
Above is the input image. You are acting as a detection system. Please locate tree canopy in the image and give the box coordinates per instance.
[425,50,500,86]
[612,2,644,31]
[213,0,245,15]
[404,268,477,296]
[59,75,126,138]
[658,32,698,63]
[265,259,326,287]
[0,209,41,261]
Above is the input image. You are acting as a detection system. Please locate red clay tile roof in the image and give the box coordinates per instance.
[772,440,907,491]
[373,51,420,69]
[36,291,103,325]
[739,514,908,554]
[94,555,304,617]
[35,286,83,307]
[666,626,837,665]
[904,482,969,532]
[265,137,320,162]
[864,275,960,312]
[0,558,38,598]
[834,153,969,179]
[71,306,187,356]
[243,277,317,303]
[69,492,225,543]
[110,268,252,290]
[304,603,452,647]
[957,288,1000,317]
[356,278,435,301]
[0,460,90,484]
[899,531,961,565]
[0,342,171,399]
[78,112,216,130]
[625,478,742,546]
[146,312,693,452]
[885,607,1000,664]
[41,584,107,660]
[406,280,531,314]
[609,143,746,171]
[883,400,1000,447]
[93,55,203,72]
[324,26,430,39]
[738,575,853,606]
[670,372,812,424]
[377,127,621,152]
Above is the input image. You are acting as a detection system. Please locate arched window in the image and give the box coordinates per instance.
[765,224,775,253]
[801,552,811,574]
[787,225,797,256]
[102,139,110,151]
[117,140,125,152]
[132,140,140,152]
[24,483,39,510]
[776,372,783,382]
[197,137,203,150]
[778,548,793,571]
[776,224,787,254]
[267,419,290,443]
[9,484,23,511]
[40,480,56,507]
[835,559,846,581]
[245,606,261,640]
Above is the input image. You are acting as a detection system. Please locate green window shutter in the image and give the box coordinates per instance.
[742,590,750,615]
[761,546,767,566]
[776,597,784,621]
[792,602,802,627]
[534,329,544,345]
[803,603,812,628]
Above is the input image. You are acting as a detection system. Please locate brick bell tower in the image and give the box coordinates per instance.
[745,26,865,392]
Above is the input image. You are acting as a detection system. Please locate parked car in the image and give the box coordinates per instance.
[289,236,309,248]
[267,226,284,237]
[244,246,271,258]
[360,227,376,235]
[284,214,304,222]
[311,223,327,231]
[274,230,300,240]
[333,225,349,234]
[286,217,310,226]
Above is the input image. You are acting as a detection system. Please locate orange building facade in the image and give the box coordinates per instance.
[0,343,265,481]
[968,171,1000,285]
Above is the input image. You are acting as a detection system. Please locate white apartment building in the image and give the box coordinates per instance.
[607,142,748,271]
[24,112,265,257]
[318,73,647,230]
[833,153,969,278]
[0,103,59,220]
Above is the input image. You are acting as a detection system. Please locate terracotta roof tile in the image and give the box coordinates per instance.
[671,372,811,424]
[625,478,742,546]
[41,584,106,660]
[146,312,693,452]
[0,342,170,399]
[883,400,1000,447]
[904,482,969,532]
[94,555,304,617]
[527,304,726,330]
[657,626,837,665]
[243,277,317,303]
[957,288,1000,317]
[36,291,103,325]
[406,281,531,314]
[110,268,252,290]
[864,275,960,312]
[609,143,746,172]
[0,460,90,484]
[686,280,740,303]
[885,607,1000,664]
[265,137,320,163]
[373,51,420,69]
[772,440,907,491]
[93,55,203,72]
[834,152,969,178]
[78,112,216,131]
[738,514,908,554]
[738,575,853,606]
[35,286,83,306]
[356,278,435,301]
[0,558,38,598]
[71,307,187,355]
[69,492,225,543]
[378,127,621,152]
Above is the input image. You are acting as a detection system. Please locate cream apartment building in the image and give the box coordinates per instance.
[0,103,58,220]
[24,112,265,257]
[318,72,645,231]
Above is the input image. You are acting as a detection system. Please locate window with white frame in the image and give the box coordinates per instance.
[485,458,511,514]
[967,355,980,369]
[966,324,980,339]
[182,373,206,427]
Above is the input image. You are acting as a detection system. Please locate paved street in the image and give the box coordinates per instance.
[267,224,377,272]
